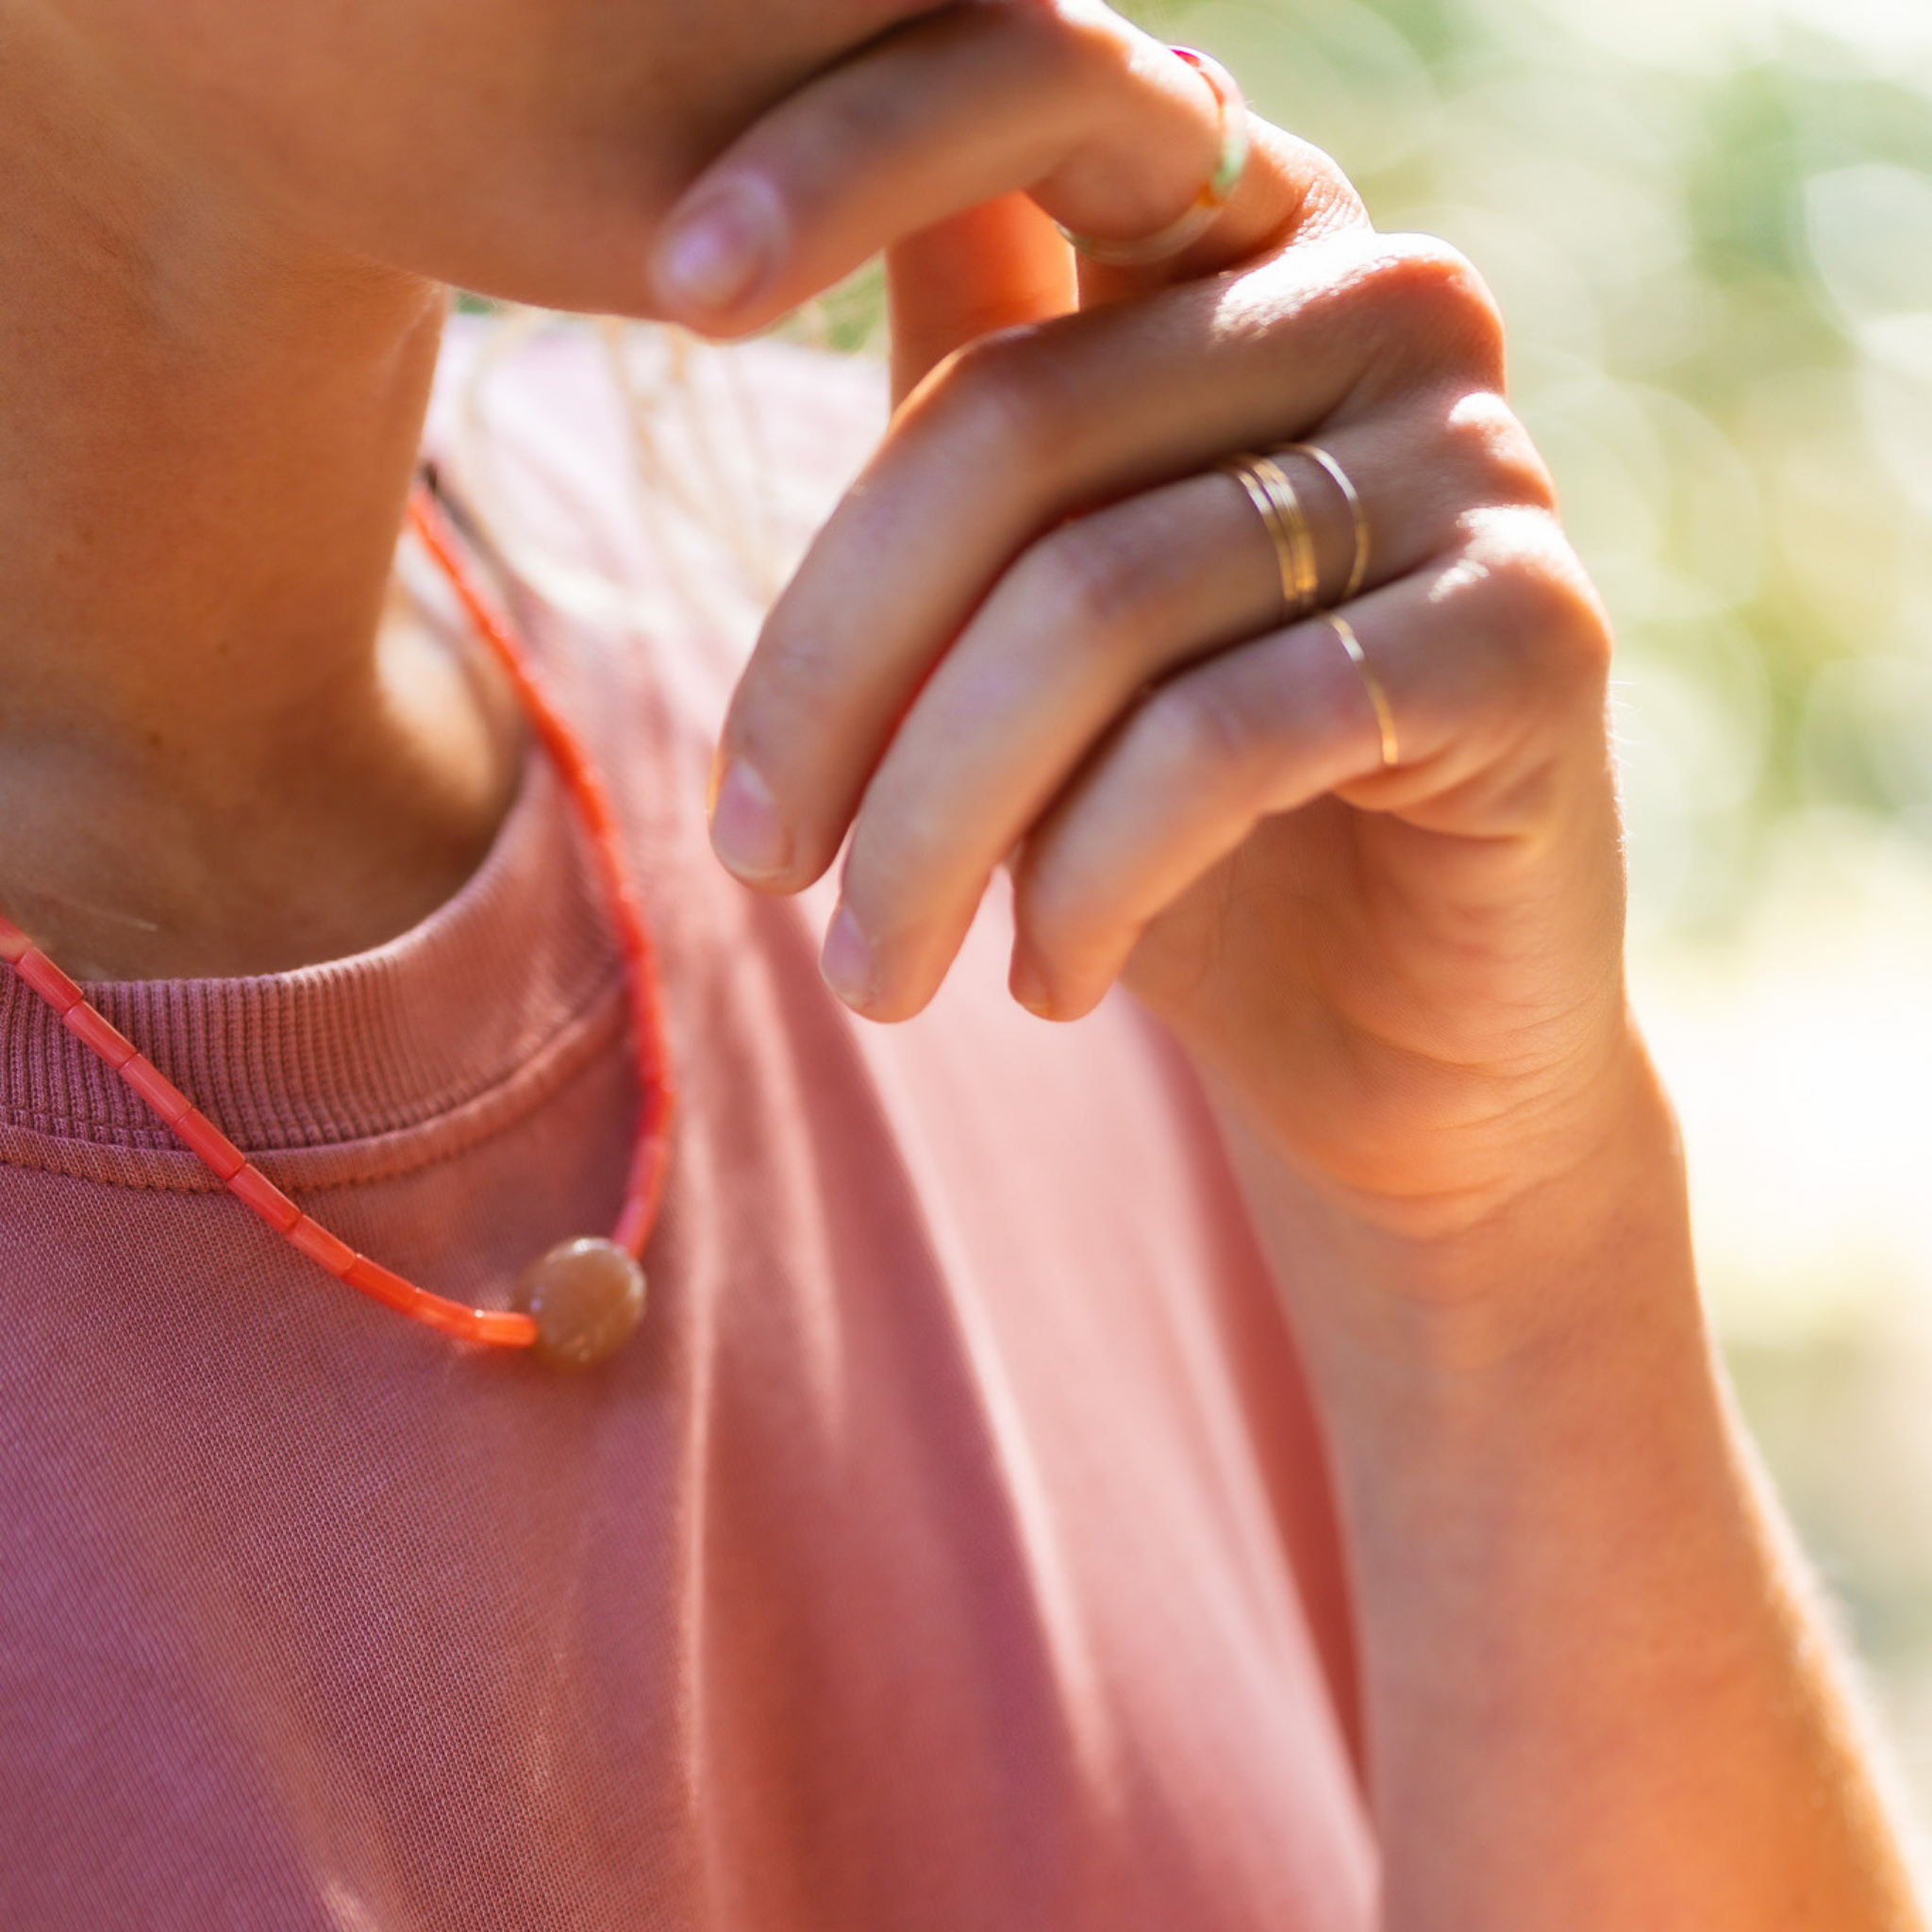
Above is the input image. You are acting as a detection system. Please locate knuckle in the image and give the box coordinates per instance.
[936,328,1080,477]
[1290,141,1371,236]
[1441,390,1561,515]
[1358,234,1509,385]
[1042,1,1132,77]
[1011,855,1089,966]
[1464,512,1613,696]
[1021,515,1160,653]
[733,630,849,782]
[749,89,920,223]
[756,625,848,722]
[846,768,948,897]
[1136,673,1262,786]
[805,88,914,167]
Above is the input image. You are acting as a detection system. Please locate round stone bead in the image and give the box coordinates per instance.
[512,1238,646,1367]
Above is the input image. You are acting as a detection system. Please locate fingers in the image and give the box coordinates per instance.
[647,1,1363,337]
[1006,513,1611,1023]
[710,268,1527,894]
[810,462,1307,1010]
[801,458,1578,1024]
[651,0,1559,1039]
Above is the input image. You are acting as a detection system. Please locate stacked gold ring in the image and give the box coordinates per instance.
[1218,452,1319,621]
[1218,441,1396,769]
[1279,441,1370,602]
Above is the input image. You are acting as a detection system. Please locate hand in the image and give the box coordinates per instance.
[664,0,1631,1261]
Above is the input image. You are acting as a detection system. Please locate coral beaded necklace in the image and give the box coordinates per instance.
[0,484,675,1367]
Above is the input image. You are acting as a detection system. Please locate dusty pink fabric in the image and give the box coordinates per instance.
[0,326,1374,1929]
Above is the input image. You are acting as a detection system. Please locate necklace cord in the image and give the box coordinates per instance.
[0,488,675,1353]
[405,491,676,1252]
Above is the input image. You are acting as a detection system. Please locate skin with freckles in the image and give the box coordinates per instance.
[0,1,1924,1925]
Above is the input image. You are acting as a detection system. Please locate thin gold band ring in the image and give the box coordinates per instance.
[1246,454,1320,612]
[1218,452,1318,620]
[1278,441,1371,602]
[1319,612,1398,769]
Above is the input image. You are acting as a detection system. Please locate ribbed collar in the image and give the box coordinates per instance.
[0,722,628,1193]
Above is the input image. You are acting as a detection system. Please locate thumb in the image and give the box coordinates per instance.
[885,192,1078,411]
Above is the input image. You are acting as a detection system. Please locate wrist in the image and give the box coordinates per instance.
[1225,1021,1927,1932]
[1212,1008,1700,1376]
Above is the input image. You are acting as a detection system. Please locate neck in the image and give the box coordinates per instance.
[0,23,523,980]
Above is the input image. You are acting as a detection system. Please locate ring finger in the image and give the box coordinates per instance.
[1007,509,1603,1024]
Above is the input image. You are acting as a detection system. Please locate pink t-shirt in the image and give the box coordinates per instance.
[0,325,1374,1929]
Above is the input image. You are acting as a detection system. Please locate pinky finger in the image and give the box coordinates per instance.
[1007,523,1595,1020]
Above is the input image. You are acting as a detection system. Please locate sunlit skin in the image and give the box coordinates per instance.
[0,1,1923,1924]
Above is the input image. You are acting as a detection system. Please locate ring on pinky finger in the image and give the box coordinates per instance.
[1007,554,1541,1021]
[1319,612,1399,769]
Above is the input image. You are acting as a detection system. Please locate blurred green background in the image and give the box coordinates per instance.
[1119,0,1932,1820]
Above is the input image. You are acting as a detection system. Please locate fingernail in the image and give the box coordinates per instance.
[820,905,877,1011]
[653,180,774,312]
[1009,948,1055,1021]
[708,758,792,881]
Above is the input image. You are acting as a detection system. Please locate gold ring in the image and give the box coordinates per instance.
[1278,442,1370,603]
[1319,612,1398,768]
[1218,453,1317,622]
[1247,455,1320,612]
[1056,48,1251,268]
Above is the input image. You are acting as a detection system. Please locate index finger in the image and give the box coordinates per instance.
[645,0,1361,339]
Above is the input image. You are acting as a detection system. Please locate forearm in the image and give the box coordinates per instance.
[1217,1034,1925,1930]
